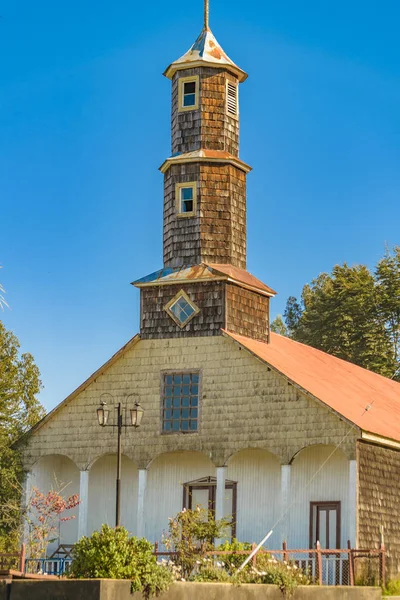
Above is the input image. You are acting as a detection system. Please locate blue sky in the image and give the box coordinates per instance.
[1,0,399,411]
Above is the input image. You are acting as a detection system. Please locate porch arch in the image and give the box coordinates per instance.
[226,448,281,546]
[87,453,138,535]
[289,444,350,549]
[30,454,80,552]
[145,450,215,544]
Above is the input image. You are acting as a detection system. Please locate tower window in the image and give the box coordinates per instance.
[161,371,200,433]
[164,289,200,328]
[176,182,197,217]
[226,81,238,117]
[178,76,199,112]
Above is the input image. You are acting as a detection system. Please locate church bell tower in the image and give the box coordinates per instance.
[133,1,276,342]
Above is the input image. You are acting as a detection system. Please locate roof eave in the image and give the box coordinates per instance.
[159,155,252,175]
[163,60,248,83]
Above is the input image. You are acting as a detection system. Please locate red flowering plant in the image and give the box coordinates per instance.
[26,483,80,559]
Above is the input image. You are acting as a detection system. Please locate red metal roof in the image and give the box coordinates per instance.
[206,263,277,296]
[224,330,400,443]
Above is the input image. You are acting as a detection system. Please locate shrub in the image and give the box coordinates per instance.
[234,555,310,598]
[191,558,231,583]
[217,539,252,572]
[383,578,400,596]
[163,506,231,578]
[69,525,172,599]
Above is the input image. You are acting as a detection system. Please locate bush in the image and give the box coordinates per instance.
[234,555,310,598]
[69,525,172,599]
[163,507,231,578]
[382,579,400,596]
[217,539,252,572]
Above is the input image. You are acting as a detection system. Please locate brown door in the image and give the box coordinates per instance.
[310,502,341,549]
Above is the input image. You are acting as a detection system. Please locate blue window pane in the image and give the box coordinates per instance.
[181,420,189,431]
[183,93,196,107]
[192,385,198,395]
[182,408,189,419]
[181,188,193,201]
[182,385,190,396]
[190,420,198,431]
[165,386,173,396]
[173,386,181,396]
[191,396,198,407]
[174,375,182,384]
[164,421,171,432]
[165,398,172,409]
[182,396,190,407]
[172,421,180,431]
[165,409,172,420]
[191,408,198,418]
[173,409,180,419]
[192,374,199,384]
[165,375,173,385]
[183,374,191,384]
[173,397,181,408]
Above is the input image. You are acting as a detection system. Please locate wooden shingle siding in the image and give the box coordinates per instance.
[163,163,246,269]
[140,281,225,339]
[226,284,269,342]
[357,440,400,578]
[171,68,239,156]
[24,335,357,472]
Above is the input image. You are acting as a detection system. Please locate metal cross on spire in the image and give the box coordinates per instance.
[204,0,210,30]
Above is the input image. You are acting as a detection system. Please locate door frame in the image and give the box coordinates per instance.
[309,501,341,550]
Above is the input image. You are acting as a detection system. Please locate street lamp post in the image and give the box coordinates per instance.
[96,395,144,527]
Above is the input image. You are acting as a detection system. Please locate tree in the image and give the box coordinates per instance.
[270,315,288,336]
[282,254,399,380]
[0,320,45,550]
[375,247,400,380]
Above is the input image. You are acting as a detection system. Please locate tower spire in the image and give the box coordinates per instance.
[204,0,210,30]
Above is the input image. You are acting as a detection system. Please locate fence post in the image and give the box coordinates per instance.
[252,543,257,568]
[316,541,323,585]
[347,540,354,586]
[380,543,386,589]
[154,541,158,556]
[19,543,26,573]
[283,541,289,563]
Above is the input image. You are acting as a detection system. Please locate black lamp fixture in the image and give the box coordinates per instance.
[96,393,144,527]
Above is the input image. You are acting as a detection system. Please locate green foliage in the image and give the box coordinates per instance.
[234,554,310,598]
[189,550,310,598]
[69,525,173,599]
[163,507,231,578]
[217,539,252,571]
[270,315,288,336]
[0,320,44,551]
[282,252,400,379]
[383,578,400,596]
[191,558,231,582]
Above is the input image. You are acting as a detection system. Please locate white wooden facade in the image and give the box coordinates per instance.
[28,443,355,554]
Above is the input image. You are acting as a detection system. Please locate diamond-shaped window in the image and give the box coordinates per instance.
[164,290,200,328]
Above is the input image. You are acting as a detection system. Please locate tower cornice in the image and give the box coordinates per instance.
[159,150,252,175]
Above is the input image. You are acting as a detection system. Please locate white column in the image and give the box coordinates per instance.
[137,469,147,538]
[348,460,357,547]
[78,470,89,540]
[281,464,291,545]
[215,466,227,521]
[22,472,32,545]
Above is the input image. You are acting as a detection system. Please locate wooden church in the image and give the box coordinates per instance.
[23,1,400,578]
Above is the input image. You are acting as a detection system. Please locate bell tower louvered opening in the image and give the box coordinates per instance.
[226,81,238,117]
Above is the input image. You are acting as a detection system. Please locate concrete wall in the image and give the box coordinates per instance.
[8,581,382,600]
